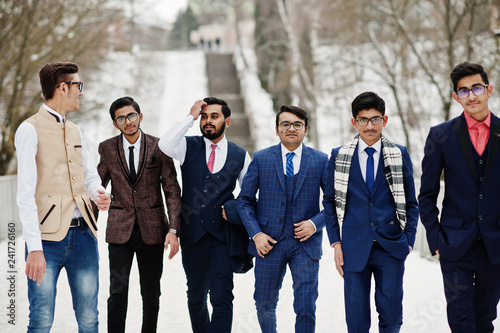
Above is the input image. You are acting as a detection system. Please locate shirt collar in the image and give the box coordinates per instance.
[464,110,491,129]
[281,143,302,159]
[204,135,227,150]
[43,103,65,123]
[122,131,142,150]
[358,137,382,154]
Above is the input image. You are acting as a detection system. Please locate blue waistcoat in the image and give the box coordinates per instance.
[181,136,246,243]
[280,173,299,240]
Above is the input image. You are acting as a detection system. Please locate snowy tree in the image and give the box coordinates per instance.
[0,0,119,174]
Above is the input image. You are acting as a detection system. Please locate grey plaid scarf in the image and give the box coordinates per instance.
[334,134,407,231]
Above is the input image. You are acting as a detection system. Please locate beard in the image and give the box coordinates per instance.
[121,125,140,137]
[202,122,225,140]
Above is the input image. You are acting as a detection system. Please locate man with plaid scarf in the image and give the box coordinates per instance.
[323,92,418,333]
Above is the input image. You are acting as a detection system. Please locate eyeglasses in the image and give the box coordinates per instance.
[355,116,384,126]
[115,112,139,126]
[456,84,488,99]
[279,121,305,130]
[56,81,84,92]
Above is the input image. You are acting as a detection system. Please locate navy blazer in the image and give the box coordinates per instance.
[419,112,500,264]
[237,143,328,260]
[323,144,418,272]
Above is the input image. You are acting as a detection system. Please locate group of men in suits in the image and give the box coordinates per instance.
[15,60,500,333]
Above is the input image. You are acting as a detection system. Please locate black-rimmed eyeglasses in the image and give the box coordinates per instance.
[279,121,305,130]
[354,116,383,126]
[56,81,84,92]
[115,112,139,126]
[456,84,488,100]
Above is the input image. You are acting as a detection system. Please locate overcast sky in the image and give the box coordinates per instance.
[134,0,188,24]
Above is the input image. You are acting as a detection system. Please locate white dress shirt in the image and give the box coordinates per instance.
[357,138,382,183]
[158,114,251,185]
[122,131,142,173]
[15,104,105,252]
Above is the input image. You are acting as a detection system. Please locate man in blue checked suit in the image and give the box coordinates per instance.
[323,92,418,333]
[237,105,328,333]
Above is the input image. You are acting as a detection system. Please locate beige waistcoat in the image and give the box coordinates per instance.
[25,107,97,241]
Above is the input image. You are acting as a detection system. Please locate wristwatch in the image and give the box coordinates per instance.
[168,229,178,236]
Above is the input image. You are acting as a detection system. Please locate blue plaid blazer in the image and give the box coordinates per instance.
[237,143,328,260]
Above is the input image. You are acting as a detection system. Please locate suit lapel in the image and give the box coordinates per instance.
[136,131,147,181]
[371,151,385,195]
[454,115,478,182]
[273,143,286,192]
[294,144,309,201]
[485,114,500,180]
[116,135,130,179]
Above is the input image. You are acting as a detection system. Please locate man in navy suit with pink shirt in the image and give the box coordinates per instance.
[420,62,500,332]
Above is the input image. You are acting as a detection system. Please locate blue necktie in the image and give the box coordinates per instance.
[286,152,295,177]
[365,147,375,194]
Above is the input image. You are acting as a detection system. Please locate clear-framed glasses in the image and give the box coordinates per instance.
[115,112,139,126]
[355,116,384,126]
[56,81,83,92]
[280,121,305,130]
[456,84,488,99]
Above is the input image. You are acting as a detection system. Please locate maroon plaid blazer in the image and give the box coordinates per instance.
[96,131,181,245]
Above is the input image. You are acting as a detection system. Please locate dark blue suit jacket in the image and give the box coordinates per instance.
[419,112,500,265]
[237,143,328,260]
[323,144,418,272]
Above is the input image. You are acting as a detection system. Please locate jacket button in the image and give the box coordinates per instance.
[479,159,484,165]
[480,177,484,182]
[201,220,204,223]
[279,219,283,223]
[370,223,375,227]
[281,203,284,207]
[206,175,210,179]
[201,205,206,208]
[369,203,374,207]
[212,221,215,224]
[479,215,483,221]
[479,194,484,199]
[204,189,207,193]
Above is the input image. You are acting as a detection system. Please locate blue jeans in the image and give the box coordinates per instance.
[26,226,99,333]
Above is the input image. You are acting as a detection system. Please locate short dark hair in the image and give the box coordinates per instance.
[351,92,385,118]
[450,62,489,92]
[203,97,231,118]
[109,96,141,120]
[275,105,309,127]
[39,62,79,100]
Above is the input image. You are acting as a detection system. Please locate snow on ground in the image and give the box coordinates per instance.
[1,49,499,332]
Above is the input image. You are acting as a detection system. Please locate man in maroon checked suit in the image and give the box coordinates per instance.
[96,96,181,333]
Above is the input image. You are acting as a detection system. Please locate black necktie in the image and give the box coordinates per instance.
[129,146,137,183]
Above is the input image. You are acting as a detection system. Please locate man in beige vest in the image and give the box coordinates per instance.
[15,62,111,333]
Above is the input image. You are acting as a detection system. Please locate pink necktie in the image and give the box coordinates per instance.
[208,144,217,173]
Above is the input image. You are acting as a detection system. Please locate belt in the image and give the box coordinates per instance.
[70,217,86,228]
